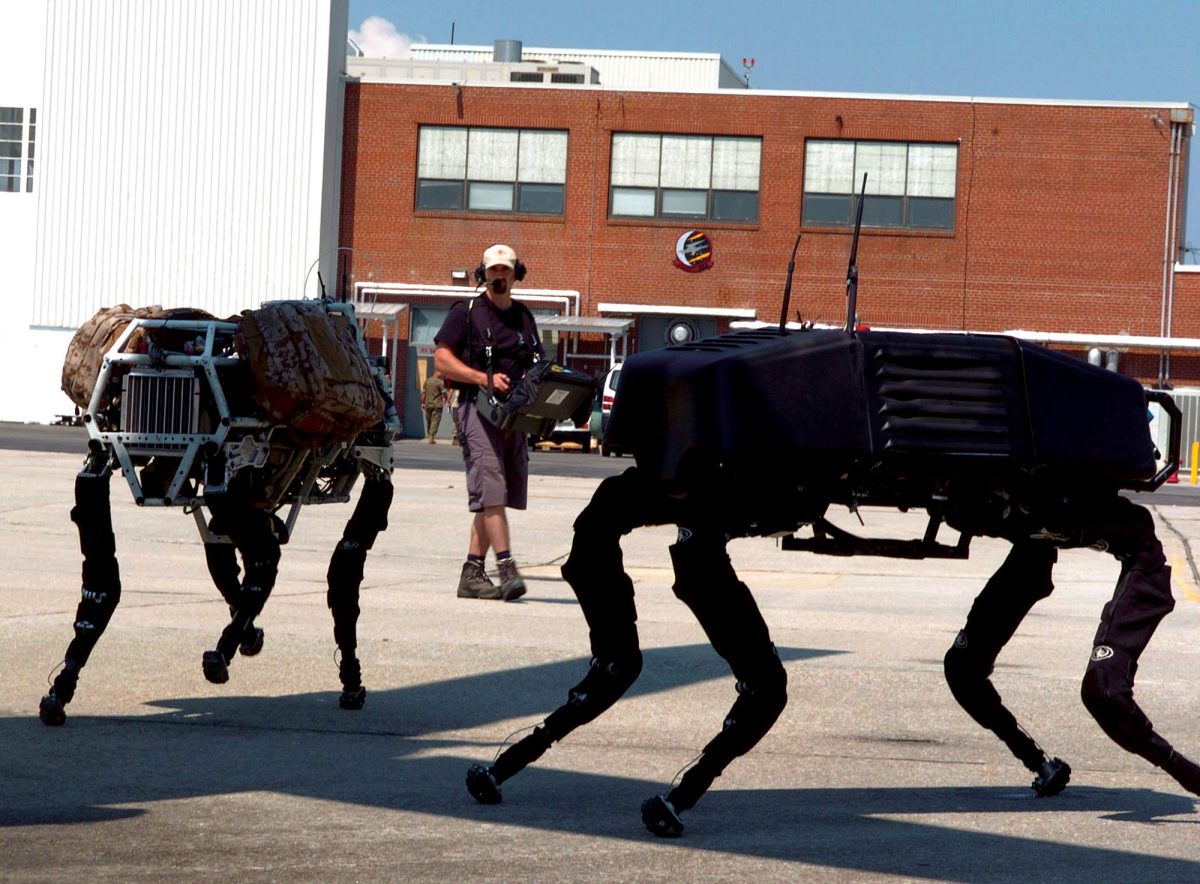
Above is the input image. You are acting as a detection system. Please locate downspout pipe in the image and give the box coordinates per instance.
[1159,121,1184,387]
[1165,123,1185,343]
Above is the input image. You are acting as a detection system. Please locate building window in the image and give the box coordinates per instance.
[26,108,35,192]
[0,107,25,194]
[609,133,761,223]
[803,139,957,230]
[416,125,567,215]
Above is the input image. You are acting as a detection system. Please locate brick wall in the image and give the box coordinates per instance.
[340,82,1194,390]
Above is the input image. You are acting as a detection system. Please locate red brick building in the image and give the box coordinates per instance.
[338,76,1194,434]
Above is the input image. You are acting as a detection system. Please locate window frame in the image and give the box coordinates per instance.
[0,107,26,194]
[801,138,957,232]
[415,125,567,216]
[608,132,761,224]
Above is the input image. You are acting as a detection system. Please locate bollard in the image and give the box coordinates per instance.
[1192,442,1199,485]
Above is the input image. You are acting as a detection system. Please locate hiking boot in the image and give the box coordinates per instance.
[497,558,526,601]
[457,561,502,600]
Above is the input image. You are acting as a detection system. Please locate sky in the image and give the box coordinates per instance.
[347,0,1199,258]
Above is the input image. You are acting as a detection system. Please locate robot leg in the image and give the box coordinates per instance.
[1078,499,1200,794]
[466,471,657,805]
[326,478,393,710]
[559,470,664,662]
[201,500,282,684]
[943,542,1070,795]
[203,519,263,658]
[640,525,787,837]
[40,464,122,726]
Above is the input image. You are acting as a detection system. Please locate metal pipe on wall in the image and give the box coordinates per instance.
[1159,121,1184,386]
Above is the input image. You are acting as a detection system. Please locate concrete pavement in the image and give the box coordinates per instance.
[3,448,1200,881]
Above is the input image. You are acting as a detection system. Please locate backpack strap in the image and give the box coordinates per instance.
[512,299,546,365]
[464,295,495,400]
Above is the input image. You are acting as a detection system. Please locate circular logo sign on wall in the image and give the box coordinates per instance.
[673,230,714,273]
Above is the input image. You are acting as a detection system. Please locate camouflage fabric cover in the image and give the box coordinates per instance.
[61,304,163,408]
[236,301,384,445]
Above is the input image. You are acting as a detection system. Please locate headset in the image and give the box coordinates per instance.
[473,259,527,285]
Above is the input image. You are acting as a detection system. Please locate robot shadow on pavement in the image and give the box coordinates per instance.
[7,664,1199,879]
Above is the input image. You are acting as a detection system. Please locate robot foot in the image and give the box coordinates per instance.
[466,764,502,804]
[202,650,230,685]
[641,795,684,838]
[1163,751,1200,796]
[338,686,366,710]
[1032,757,1071,797]
[238,627,265,657]
[38,691,67,727]
[338,656,364,709]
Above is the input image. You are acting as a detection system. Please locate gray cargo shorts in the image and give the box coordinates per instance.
[457,400,529,511]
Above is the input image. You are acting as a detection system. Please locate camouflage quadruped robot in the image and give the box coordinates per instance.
[40,298,400,725]
[465,202,1200,836]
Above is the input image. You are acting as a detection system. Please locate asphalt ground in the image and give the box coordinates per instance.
[3,446,1200,881]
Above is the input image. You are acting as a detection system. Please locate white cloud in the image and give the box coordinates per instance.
[349,17,412,59]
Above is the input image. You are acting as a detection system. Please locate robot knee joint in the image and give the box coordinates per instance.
[75,581,121,634]
[1080,663,1134,724]
[943,635,991,691]
[704,662,788,761]
[1080,661,1161,756]
[242,545,281,591]
[572,474,641,536]
[1080,662,1161,758]
[560,536,628,591]
[668,530,735,602]
[573,651,643,704]
[737,679,787,730]
[741,654,788,718]
[724,651,788,730]
[347,481,393,544]
[73,600,119,639]
[559,545,593,587]
[327,542,367,592]
[545,651,643,739]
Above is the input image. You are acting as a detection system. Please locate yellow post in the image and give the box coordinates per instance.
[1192,441,1199,485]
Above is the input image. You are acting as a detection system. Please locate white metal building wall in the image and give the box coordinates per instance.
[31,0,348,328]
[410,44,744,91]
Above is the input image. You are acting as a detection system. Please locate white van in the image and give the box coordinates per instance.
[597,362,624,457]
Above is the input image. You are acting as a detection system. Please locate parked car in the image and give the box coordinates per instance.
[594,362,625,457]
[537,366,605,453]
[543,414,593,451]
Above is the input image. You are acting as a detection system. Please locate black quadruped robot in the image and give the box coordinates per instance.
[465,176,1199,837]
[41,298,401,725]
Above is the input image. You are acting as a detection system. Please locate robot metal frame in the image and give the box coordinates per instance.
[40,299,400,725]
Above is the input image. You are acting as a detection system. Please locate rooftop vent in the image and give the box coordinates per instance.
[494,39,522,63]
